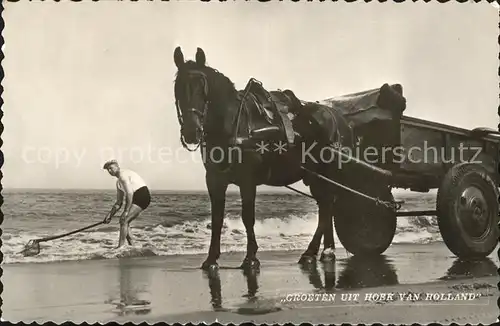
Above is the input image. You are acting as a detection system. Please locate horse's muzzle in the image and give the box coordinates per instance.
[182,127,203,145]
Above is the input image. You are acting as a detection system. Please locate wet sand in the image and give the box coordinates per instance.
[2,242,499,324]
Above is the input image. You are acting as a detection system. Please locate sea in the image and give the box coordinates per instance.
[2,189,441,264]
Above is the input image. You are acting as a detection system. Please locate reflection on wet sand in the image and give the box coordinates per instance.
[299,254,498,292]
[299,260,336,291]
[107,259,152,316]
[439,257,498,280]
[203,267,261,311]
[203,268,223,311]
[203,267,282,315]
[242,268,259,302]
[336,255,399,289]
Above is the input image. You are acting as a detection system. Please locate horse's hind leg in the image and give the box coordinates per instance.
[201,171,228,271]
[319,198,336,262]
[299,177,336,264]
[239,181,260,270]
[306,178,336,263]
[299,220,322,264]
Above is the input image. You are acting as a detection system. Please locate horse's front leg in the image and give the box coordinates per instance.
[239,181,260,270]
[201,171,228,271]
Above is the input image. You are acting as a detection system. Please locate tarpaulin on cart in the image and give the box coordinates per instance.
[319,83,406,129]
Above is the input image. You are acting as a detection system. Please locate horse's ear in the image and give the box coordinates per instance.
[174,46,185,68]
[195,47,206,66]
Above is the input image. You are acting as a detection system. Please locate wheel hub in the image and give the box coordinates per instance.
[458,186,490,238]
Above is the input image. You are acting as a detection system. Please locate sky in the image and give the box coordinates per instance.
[3,1,499,191]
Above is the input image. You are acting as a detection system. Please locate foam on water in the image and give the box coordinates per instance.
[2,213,441,264]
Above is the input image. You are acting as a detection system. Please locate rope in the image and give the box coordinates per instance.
[284,185,314,199]
[299,166,397,211]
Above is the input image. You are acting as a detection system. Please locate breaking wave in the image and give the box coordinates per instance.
[2,213,441,264]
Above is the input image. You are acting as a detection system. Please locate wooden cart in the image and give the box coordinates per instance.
[313,86,500,259]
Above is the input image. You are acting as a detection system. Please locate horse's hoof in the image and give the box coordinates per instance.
[240,257,260,270]
[298,254,317,265]
[201,261,219,271]
[319,248,336,262]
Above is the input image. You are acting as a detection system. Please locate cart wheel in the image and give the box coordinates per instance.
[437,163,499,259]
[333,184,396,256]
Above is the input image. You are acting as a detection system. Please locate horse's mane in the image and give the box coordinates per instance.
[175,60,238,104]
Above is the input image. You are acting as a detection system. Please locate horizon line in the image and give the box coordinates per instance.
[1,187,296,193]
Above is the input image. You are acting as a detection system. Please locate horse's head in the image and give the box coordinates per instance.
[173,46,210,146]
[174,47,238,147]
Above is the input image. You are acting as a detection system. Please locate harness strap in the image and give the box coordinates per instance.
[268,93,295,144]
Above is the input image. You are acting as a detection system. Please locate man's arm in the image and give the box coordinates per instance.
[103,189,124,223]
[119,175,134,218]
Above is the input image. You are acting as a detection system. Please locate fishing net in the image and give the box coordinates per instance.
[20,240,41,257]
[18,220,105,258]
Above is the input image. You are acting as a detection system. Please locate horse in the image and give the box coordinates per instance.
[172,46,358,271]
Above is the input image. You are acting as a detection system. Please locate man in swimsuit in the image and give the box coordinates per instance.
[102,159,151,248]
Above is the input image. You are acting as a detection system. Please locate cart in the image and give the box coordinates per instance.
[313,85,500,259]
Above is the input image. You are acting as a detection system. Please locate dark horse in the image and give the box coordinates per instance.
[173,47,362,271]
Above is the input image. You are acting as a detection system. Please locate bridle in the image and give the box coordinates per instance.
[175,70,210,152]
[175,70,256,174]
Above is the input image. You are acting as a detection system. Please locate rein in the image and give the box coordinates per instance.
[176,99,204,152]
[175,70,210,152]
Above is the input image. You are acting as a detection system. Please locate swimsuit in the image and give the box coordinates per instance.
[131,186,151,210]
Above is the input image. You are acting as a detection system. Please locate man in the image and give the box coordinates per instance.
[102,159,151,248]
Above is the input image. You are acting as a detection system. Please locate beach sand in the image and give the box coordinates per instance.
[3,243,499,324]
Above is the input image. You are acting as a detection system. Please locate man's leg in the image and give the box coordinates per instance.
[126,231,133,246]
[117,204,143,248]
[126,205,143,245]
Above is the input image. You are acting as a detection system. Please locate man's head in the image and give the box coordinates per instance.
[103,159,120,176]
